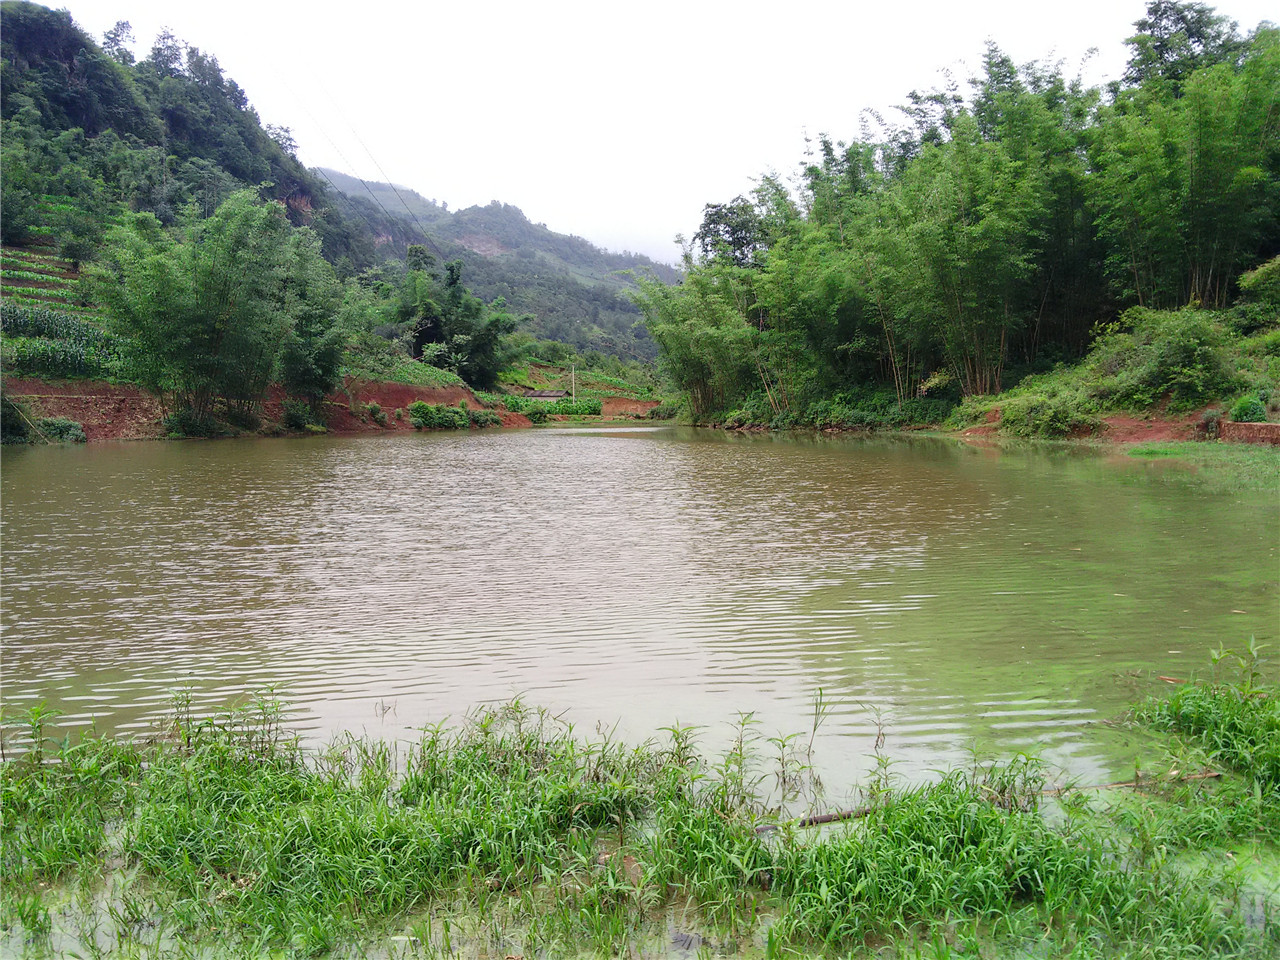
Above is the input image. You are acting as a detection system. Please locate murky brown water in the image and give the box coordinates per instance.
[2,427,1276,797]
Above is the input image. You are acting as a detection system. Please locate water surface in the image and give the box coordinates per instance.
[3,427,1275,798]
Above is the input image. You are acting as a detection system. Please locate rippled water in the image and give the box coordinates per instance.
[2,427,1276,796]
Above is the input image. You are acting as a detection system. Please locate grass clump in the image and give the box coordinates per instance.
[1,675,1277,958]
[1135,640,1279,790]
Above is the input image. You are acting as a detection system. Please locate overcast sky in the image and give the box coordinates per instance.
[60,0,1276,263]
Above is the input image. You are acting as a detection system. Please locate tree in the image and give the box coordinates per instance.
[101,21,134,65]
[884,115,1048,395]
[693,196,767,268]
[96,191,340,419]
[1123,0,1245,92]
[1091,27,1280,308]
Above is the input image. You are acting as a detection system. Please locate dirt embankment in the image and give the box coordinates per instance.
[600,397,660,418]
[3,378,532,441]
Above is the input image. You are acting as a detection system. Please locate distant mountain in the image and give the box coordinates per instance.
[314,169,450,229]
[315,168,680,360]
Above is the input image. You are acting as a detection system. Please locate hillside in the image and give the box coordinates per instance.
[315,168,680,360]
[0,1,674,364]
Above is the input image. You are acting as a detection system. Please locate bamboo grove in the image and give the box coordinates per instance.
[631,3,1280,423]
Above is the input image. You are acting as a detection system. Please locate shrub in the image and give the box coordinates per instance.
[468,409,501,427]
[365,402,388,426]
[222,406,260,431]
[1198,407,1224,439]
[162,409,218,438]
[1,395,31,443]
[1229,394,1267,423]
[407,401,469,430]
[281,399,323,432]
[647,402,679,420]
[1090,308,1234,411]
[525,408,548,424]
[999,392,1103,438]
[35,417,86,443]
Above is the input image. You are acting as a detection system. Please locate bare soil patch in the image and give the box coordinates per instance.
[2,377,532,441]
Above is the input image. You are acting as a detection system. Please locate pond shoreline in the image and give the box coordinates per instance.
[7,375,1277,448]
[1,376,662,442]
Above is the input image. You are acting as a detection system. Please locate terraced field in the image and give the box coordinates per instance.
[0,246,100,315]
[1,246,117,380]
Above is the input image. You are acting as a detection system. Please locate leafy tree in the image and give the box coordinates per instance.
[1123,0,1246,92]
[95,191,339,419]
[1091,27,1280,308]
[693,196,767,268]
[101,20,134,66]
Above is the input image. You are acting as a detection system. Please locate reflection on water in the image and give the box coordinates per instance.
[2,427,1276,797]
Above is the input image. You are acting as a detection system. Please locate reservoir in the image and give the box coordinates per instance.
[2,427,1275,797]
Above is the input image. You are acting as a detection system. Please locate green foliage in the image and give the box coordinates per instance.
[501,395,603,416]
[1,393,32,443]
[468,408,501,427]
[3,685,1276,958]
[0,301,147,382]
[998,391,1104,438]
[32,415,85,442]
[364,401,387,426]
[1228,393,1268,422]
[383,360,464,387]
[280,399,323,432]
[407,400,469,430]
[93,193,342,418]
[1136,641,1278,788]
[960,305,1251,437]
[161,408,219,438]
[635,18,1278,425]
[1237,255,1280,309]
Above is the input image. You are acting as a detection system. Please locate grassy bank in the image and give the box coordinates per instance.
[2,658,1278,959]
[1124,441,1280,493]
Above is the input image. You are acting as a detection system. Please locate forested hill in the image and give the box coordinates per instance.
[0,1,670,361]
[314,168,679,360]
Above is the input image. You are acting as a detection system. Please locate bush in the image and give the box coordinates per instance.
[365,402,388,427]
[1229,394,1268,423]
[647,402,679,420]
[407,401,469,430]
[468,409,501,427]
[999,391,1103,438]
[162,409,219,438]
[1090,308,1234,411]
[281,399,323,432]
[525,408,548,424]
[35,417,86,443]
[1,395,31,443]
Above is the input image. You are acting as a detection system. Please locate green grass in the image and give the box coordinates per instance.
[1126,441,1280,492]
[383,361,464,388]
[3,668,1278,959]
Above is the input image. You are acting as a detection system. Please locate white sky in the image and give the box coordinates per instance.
[59,0,1277,263]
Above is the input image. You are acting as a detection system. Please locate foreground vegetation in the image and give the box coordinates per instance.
[2,649,1277,958]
